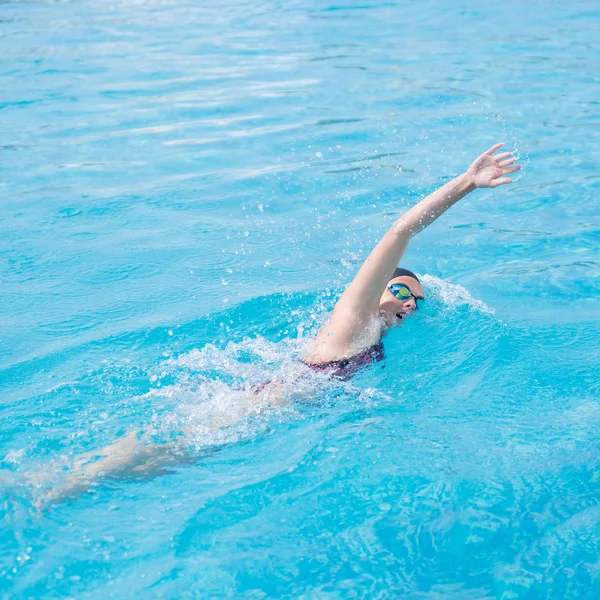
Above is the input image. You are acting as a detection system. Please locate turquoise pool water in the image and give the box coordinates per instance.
[2,0,600,597]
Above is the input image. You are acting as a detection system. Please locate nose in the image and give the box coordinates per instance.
[404,297,416,310]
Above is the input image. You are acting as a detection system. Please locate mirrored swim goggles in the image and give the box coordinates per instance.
[387,283,422,309]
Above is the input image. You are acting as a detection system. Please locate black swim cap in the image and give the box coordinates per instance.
[390,267,420,283]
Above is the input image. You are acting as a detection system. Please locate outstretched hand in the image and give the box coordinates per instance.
[467,143,521,188]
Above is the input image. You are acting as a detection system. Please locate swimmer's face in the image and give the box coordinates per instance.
[379,276,424,327]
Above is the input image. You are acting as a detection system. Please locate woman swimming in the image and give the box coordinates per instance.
[38,143,521,505]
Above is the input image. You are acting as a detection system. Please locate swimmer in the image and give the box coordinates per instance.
[37,143,520,506]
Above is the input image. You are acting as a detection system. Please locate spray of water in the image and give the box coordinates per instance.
[420,274,495,315]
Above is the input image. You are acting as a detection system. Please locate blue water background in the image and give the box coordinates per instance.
[1,0,600,597]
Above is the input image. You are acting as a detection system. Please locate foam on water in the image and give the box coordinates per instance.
[141,331,394,452]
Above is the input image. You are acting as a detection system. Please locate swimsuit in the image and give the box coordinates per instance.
[304,341,384,379]
[251,342,384,395]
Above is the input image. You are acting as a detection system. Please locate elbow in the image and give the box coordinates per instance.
[392,219,415,239]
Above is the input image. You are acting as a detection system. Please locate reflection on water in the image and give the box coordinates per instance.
[2,0,600,597]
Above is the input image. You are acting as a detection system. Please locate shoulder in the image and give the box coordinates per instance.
[304,315,384,365]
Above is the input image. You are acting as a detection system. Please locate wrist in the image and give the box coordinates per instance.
[458,172,477,193]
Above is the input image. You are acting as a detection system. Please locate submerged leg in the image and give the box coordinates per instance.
[37,381,292,508]
[37,431,163,508]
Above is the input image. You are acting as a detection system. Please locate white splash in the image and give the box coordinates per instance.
[420,274,495,315]
[142,335,341,451]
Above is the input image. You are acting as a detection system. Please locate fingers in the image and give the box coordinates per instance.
[484,142,504,156]
[489,177,513,187]
[495,152,513,161]
[501,165,521,175]
[499,158,516,167]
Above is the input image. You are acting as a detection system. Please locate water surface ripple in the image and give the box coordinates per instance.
[1,0,600,598]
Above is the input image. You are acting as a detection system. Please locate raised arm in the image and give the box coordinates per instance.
[308,143,520,362]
